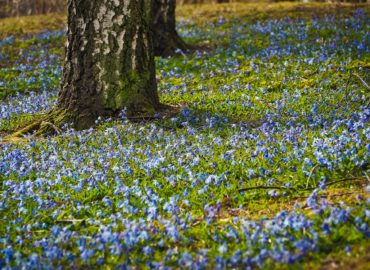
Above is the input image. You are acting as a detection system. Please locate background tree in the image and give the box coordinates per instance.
[152,0,188,56]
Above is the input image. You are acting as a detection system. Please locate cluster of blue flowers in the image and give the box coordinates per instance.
[0,31,63,121]
[0,9,369,269]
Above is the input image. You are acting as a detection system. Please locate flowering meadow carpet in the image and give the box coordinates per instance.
[0,3,369,269]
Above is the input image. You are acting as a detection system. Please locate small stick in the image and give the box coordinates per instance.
[56,219,85,224]
[238,185,296,193]
[353,73,370,91]
[293,191,363,200]
[324,177,365,188]
[344,70,352,105]
[306,164,319,189]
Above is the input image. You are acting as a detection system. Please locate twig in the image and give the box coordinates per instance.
[306,164,319,189]
[324,177,366,188]
[297,177,365,191]
[238,185,296,193]
[56,219,85,224]
[344,69,352,105]
[293,191,363,200]
[353,73,370,91]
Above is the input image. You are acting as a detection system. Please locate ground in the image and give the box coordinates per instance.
[0,2,369,269]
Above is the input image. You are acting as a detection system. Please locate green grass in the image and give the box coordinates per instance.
[0,2,369,269]
[1,2,369,39]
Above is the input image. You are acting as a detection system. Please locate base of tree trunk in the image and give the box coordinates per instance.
[154,32,189,56]
[10,108,72,137]
[7,103,181,141]
[153,0,189,57]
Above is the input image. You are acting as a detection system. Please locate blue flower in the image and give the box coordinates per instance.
[218,242,228,254]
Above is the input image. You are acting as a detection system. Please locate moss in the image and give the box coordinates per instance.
[104,71,156,115]
[89,0,157,117]
[99,29,156,115]
[7,108,72,138]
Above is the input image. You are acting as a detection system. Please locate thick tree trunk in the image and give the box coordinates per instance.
[57,0,161,130]
[153,0,188,56]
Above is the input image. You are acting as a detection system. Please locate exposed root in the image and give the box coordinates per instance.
[2,108,71,144]
[1,104,181,145]
[11,119,43,137]
[40,121,62,135]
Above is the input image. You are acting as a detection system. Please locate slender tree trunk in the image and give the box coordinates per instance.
[57,0,161,130]
[152,0,187,56]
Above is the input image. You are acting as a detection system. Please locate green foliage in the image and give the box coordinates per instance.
[0,2,369,269]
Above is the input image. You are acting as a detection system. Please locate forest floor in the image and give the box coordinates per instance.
[0,2,369,269]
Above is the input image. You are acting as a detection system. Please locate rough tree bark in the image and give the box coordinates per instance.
[54,0,161,130]
[152,0,188,56]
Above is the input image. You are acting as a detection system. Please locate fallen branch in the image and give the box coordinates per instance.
[293,191,364,200]
[323,177,366,188]
[238,185,297,193]
[127,115,159,122]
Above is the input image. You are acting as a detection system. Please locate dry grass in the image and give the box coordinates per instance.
[0,13,65,39]
[177,2,370,22]
[0,2,369,40]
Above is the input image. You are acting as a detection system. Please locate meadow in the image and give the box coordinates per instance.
[0,2,369,269]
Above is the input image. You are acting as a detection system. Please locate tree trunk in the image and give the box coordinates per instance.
[153,0,187,56]
[57,0,161,130]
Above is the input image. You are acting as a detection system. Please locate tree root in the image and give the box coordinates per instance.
[1,104,181,145]
[11,119,43,137]
[1,108,71,144]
